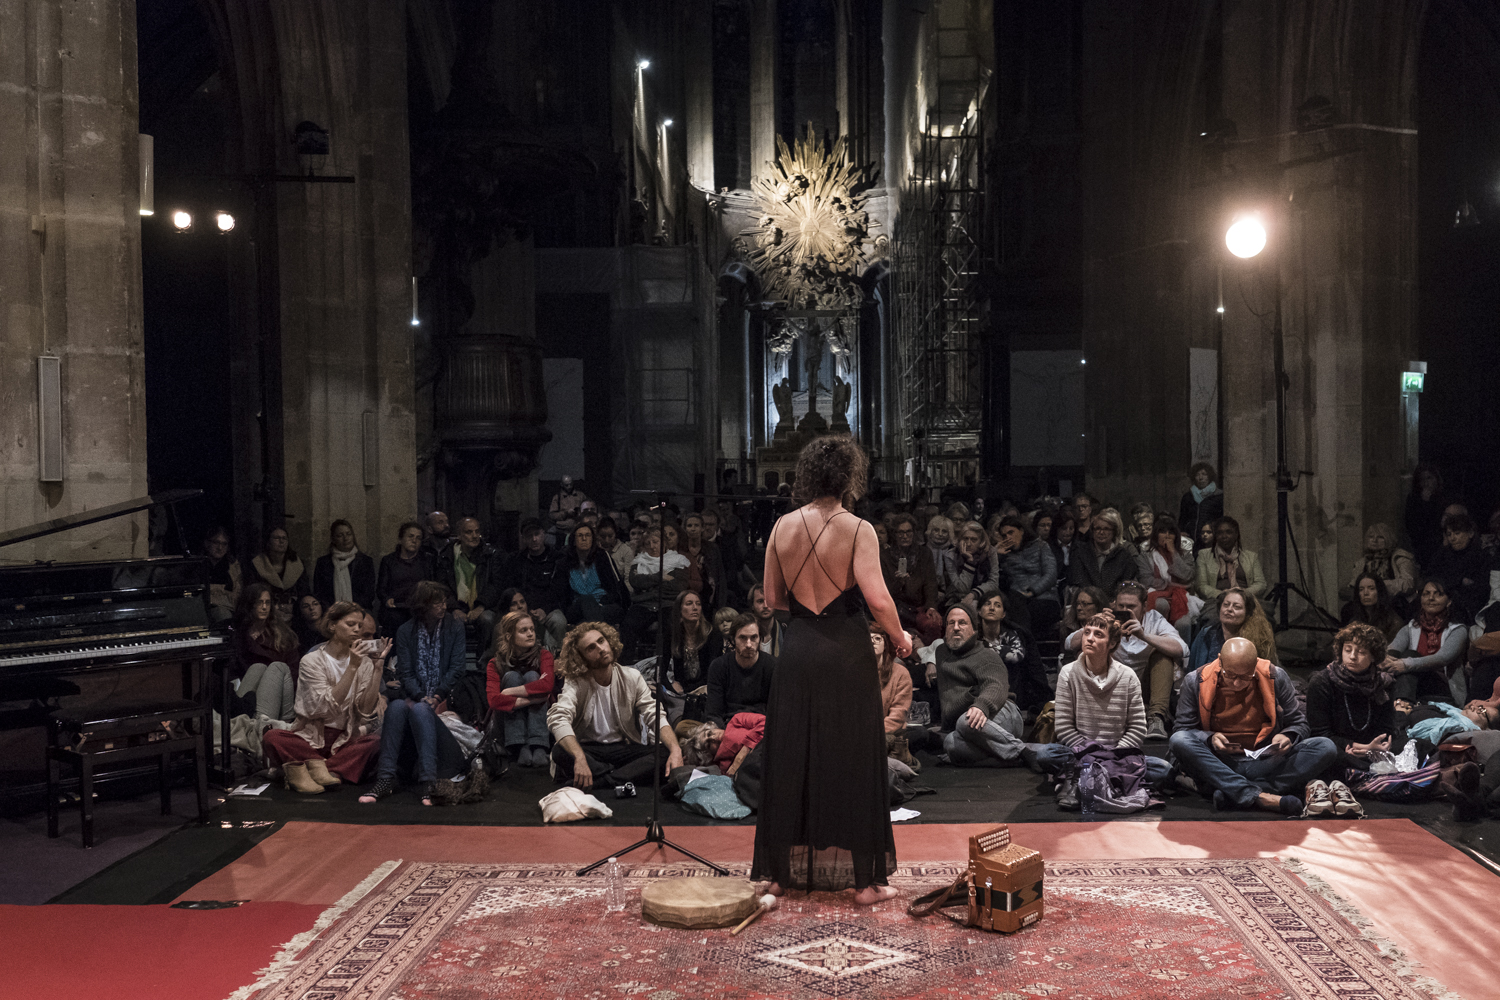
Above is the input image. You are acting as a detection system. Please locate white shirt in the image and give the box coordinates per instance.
[580,676,624,744]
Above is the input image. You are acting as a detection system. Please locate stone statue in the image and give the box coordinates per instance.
[771,377,794,437]
[831,375,852,433]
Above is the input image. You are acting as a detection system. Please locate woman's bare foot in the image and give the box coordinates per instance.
[765,882,784,897]
[853,885,898,906]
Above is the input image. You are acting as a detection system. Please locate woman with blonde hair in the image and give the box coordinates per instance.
[486,609,557,767]
[941,520,1002,608]
[1068,507,1136,595]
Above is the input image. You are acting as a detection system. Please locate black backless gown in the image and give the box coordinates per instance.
[751,513,896,891]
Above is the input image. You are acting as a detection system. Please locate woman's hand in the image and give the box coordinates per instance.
[1349,734,1391,757]
[672,681,684,694]
[893,630,914,659]
[372,637,392,661]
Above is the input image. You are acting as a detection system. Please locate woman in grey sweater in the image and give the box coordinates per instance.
[995,516,1060,639]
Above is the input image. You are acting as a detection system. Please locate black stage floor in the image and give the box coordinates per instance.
[32,738,1500,907]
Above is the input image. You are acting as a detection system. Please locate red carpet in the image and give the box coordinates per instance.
[0,901,323,1000]
[183,819,1497,999]
[248,858,1449,1000]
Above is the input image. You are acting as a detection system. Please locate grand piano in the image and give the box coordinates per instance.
[0,492,230,800]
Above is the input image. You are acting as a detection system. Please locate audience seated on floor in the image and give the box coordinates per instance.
[437,517,501,656]
[680,712,764,775]
[1059,586,1107,643]
[376,521,435,637]
[360,609,399,699]
[486,609,557,768]
[502,519,569,650]
[1385,578,1470,705]
[312,519,378,613]
[1066,582,1185,741]
[250,526,309,613]
[1177,463,1224,544]
[1426,514,1490,623]
[994,515,1060,641]
[230,582,299,722]
[557,524,629,627]
[1069,508,1137,596]
[1302,622,1395,817]
[1049,513,1078,598]
[1137,514,1197,629]
[1169,636,1337,815]
[1348,523,1417,612]
[1468,600,1500,715]
[1404,464,1449,568]
[705,614,775,726]
[1126,502,1156,552]
[869,625,914,750]
[941,520,1002,611]
[883,512,942,643]
[926,515,959,596]
[1023,613,1170,809]
[660,591,725,724]
[263,601,386,793]
[678,512,729,611]
[597,518,634,595]
[293,593,325,652]
[712,606,740,640]
[546,622,682,790]
[419,510,455,563]
[1071,494,1097,535]
[974,592,1050,714]
[548,475,588,538]
[204,527,242,624]
[1340,571,1407,641]
[748,584,784,657]
[1188,587,1280,672]
[1193,516,1267,606]
[930,604,1026,767]
[621,527,687,657]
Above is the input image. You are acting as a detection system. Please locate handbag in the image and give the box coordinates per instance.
[908,825,1044,932]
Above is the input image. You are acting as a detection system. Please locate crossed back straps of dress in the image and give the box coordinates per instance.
[784,509,858,613]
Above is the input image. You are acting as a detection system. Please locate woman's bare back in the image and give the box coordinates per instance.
[767,504,864,614]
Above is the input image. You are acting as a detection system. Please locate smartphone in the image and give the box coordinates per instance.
[1223,742,1242,754]
[898,556,908,574]
[355,638,379,657]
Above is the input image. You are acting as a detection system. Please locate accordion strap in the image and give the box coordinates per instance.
[906,875,972,923]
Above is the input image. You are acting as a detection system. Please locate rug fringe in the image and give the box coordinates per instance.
[224,859,403,1000]
[1279,857,1465,1000]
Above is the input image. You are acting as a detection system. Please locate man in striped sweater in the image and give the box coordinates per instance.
[1023,613,1172,808]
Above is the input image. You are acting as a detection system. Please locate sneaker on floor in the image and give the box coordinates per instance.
[1055,777,1080,811]
[1174,772,1198,795]
[1327,780,1364,817]
[1304,780,1335,817]
[1144,716,1169,741]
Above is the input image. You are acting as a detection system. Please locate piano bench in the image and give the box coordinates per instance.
[45,701,211,849]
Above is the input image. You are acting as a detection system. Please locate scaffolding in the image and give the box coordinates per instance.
[892,52,989,497]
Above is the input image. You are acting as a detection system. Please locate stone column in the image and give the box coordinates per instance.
[684,2,714,193]
[749,0,778,184]
[0,0,147,562]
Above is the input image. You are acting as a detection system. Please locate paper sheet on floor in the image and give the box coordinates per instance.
[890,808,921,822]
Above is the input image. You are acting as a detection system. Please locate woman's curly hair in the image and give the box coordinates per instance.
[1333,621,1388,665]
[793,434,868,508]
[557,621,626,680]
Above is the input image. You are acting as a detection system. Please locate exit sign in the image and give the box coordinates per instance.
[1402,371,1425,393]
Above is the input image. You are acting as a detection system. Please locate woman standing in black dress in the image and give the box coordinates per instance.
[752,436,913,905]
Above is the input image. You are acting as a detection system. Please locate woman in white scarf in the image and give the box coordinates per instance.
[620,527,691,659]
[313,519,378,611]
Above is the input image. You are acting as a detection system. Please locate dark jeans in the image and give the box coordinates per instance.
[1391,668,1458,704]
[377,699,440,782]
[1168,730,1338,808]
[497,670,550,749]
[550,740,666,790]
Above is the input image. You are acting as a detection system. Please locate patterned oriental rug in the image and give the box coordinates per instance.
[249,858,1457,1000]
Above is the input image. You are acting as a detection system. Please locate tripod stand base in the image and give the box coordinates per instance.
[576,820,732,877]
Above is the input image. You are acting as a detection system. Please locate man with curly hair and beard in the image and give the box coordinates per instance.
[546,621,684,790]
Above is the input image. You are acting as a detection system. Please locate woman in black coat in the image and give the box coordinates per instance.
[1177,462,1225,543]
[376,521,436,635]
[1306,621,1402,778]
[555,524,629,625]
[312,519,378,611]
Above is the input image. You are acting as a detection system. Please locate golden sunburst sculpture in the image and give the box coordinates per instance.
[744,124,875,317]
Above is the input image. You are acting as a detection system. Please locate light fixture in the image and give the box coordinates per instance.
[138,134,154,216]
[171,210,192,232]
[662,118,673,128]
[410,276,420,327]
[1216,305,1226,314]
[214,211,235,233]
[1225,213,1267,258]
[637,58,650,70]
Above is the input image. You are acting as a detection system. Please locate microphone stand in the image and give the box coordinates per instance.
[577,496,729,877]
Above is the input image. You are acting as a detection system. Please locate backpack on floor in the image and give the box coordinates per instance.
[1345,762,1440,802]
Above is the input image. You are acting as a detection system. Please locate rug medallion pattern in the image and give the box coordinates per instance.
[254,859,1448,1000]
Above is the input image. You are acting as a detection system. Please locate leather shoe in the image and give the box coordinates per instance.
[304,757,342,787]
[283,761,324,794]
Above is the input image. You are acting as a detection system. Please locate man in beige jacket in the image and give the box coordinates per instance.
[548,621,683,790]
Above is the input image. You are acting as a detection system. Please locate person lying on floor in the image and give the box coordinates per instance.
[360,581,469,805]
[1169,636,1338,815]
[1023,612,1171,808]
[547,621,683,790]
[486,609,557,767]
[1303,621,1398,817]
[930,603,1027,766]
[679,712,764,775]
[1391,698,1491,745]
[263,601,387,793]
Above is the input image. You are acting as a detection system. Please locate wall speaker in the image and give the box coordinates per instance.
[38,355,63,482]
[362,411,378,487]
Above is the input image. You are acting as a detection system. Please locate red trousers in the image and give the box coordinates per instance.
[263,726,381,783]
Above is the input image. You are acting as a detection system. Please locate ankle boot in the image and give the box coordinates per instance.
[304,757,342,787]
[886,733,921,772]
[284,761,325,794]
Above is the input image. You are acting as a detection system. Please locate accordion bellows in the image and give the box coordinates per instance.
[966,826,1045,932]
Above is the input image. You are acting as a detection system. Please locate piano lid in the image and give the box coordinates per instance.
[0,489,203,550]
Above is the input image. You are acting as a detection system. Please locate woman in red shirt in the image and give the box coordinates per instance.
[486,610,557,768]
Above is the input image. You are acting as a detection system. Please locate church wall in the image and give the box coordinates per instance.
[0,0,148,561]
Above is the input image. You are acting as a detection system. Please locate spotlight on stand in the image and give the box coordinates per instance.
[1225,214,1267,258]
[171,210,193,233]
[637,58,650,70]
[215,211,235,233]
[410,276,421,327]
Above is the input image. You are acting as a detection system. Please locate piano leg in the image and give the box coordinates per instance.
[46,748,59,839]
[194,724,210,823]
[79,758,95,849]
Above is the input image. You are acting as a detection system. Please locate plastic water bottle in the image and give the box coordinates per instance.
[1079,762,1100,819]
[604,857,627,912]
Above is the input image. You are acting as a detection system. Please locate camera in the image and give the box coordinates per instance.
[614,782,637,799]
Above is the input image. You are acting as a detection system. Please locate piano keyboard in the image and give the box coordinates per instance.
[0,634,225,667]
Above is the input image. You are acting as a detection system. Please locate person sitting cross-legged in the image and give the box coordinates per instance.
[547,622,684,790]
[1065,581,1186,741]
[705,614,775,727]
[930,603,1027,766]
[1169,636,1338,814]
[485,609,557,768]
[1025,613,1172,808]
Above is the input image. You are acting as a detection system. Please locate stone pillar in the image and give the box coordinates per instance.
[684,3,714,193]
[749,0,778,184]
[0,0,147,562]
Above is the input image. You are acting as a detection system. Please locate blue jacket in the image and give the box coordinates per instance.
[395,615,467,702]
